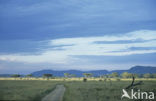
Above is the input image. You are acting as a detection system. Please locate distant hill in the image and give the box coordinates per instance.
[31,66,156,77]
[128,66,156,74]
[0,74,11,77]
[31,69,109,77]
[32,69,84,77]
[0,66,156,77]
[110,66,156,74]
[0,74,25,77]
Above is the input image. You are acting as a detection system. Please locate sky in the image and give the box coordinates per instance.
[0,0,156,74]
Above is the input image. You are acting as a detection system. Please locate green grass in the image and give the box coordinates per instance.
[0,80,60,101]
[63,81,156,101]
[0,80,156,101]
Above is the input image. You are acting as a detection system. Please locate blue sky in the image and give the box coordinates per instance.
[0,0,156,74]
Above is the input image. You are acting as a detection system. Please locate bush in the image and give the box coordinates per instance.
[99,79,102,82]
[116,78,120,81]
[83,78,87,82]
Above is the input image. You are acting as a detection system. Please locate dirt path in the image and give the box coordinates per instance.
[42,85,66,101]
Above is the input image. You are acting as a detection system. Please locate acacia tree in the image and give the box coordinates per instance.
[121,72,132,78]
[133,73,139,78]
[143,73,151,78]
[83,73,93,78]
[82,73,92,82]
[26,74,33,77]
[70,74,76,78]
[64,73,70,78]
[43,74,53,80]
[26,74,33,80]
[111,72,119,78]
[101,74,108,81]
[152,73,156,78]
[11,74,21,80]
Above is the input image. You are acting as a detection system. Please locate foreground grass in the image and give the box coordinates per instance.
[0,80,60,101]
[63,81,156,101]
[0,79,156,101]
[0,77,156,81]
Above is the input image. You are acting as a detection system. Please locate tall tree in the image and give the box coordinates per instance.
[133,73,139,78]
[11,74,21,80]
[111,72,119,78]
[26,74,33,77]
[83,73,93,78]
[70,74,76,78]
[143,73,151,78]
[11,74,20,78]
[152,73,156,78]
[43,74,53,80]
[121,72,132,78]
[64,73,70,78]
[26,74,33,80]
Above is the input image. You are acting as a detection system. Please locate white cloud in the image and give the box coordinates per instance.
[51,30,156,45]
[0,30,156,63]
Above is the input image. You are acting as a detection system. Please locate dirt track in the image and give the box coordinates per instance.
[42,85,65,101]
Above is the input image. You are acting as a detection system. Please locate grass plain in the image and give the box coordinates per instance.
[63,81,156,101]
[0,80,60,101]
[0,78,156,101]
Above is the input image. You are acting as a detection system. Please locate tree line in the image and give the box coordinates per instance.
[102,72,156,78]
[10,72,156,79]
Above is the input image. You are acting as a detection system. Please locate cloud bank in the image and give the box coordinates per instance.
[0,30,156,64]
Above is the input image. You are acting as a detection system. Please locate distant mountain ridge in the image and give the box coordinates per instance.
[0,66,156,77]
[31,66,156,77]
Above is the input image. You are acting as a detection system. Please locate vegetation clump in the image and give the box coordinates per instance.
[83,78,87,82]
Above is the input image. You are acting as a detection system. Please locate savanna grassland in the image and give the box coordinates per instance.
[0,79,156,101]
[0,80,60,101]
[63,80,156,101]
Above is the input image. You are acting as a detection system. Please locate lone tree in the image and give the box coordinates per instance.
[43,74,53,80]
[26,74,33,77]
[143,73,151,78]
[64,73,70,78]
[26,74,33,80]
[111,72,119,78]
[152,73,156,78]
[82,73,92,82]
[70,74,76,78]
[133,73,139,78]
[121,72,132,78]
[11,74,21,80]
[83,73,93,78]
